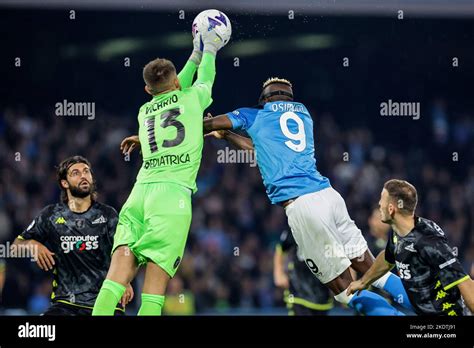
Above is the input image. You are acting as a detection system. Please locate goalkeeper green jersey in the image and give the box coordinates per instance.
[135,53,216,192]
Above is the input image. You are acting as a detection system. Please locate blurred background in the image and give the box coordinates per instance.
[0,0,473,315]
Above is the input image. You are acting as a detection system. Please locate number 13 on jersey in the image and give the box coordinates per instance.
[144,107,185,154]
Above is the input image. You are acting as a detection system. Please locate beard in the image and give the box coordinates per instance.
[380,210,394,224]
[69,180,94,198]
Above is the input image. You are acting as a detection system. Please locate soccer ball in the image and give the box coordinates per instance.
[192,9,232,50]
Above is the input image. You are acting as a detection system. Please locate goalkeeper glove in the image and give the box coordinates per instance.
[189,32,203,65]
[202,30,224,56]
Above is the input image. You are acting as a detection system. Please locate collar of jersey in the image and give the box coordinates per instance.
[152,90,177,99]
[62,201,95,215]
[394,215,419,239]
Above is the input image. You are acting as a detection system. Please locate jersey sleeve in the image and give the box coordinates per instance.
[384,231,396,265]
[419,234,469,291]
[190,52,215,109]
[18,206,53,244]
[225,107,258,131]
[279,230,296,253]
[177,60,197,89]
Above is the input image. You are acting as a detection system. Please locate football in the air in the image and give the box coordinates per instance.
[192,9,232,50]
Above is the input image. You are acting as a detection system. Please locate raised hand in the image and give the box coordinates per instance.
[120,135,140,155]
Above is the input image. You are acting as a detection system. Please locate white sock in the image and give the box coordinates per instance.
[371,272,391,289]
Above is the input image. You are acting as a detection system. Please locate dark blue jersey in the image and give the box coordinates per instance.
[19,202,120,310]
[385,216,469,316]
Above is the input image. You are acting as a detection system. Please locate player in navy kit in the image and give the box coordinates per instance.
[12,156,133,315]
[203,77,412,315]
[348,179,474,315]
[274,229,333,315]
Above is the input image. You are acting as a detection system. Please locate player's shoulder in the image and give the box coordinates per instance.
[228,106,260,117]
[39,203,63,217]
[233,106,260,113]
[180,85,194,94]
[414,216,446,241]
[183,82,210,95]
[30,203,63,227]
[180,85,211,107]
[139,98,153,111]
[138,102,150,117]
[93,202,118,218]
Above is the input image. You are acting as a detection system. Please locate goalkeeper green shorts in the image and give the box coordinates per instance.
[113,182,192,277]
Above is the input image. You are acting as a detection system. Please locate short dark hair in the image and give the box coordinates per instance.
[143,58,176,95]
[383,179,418,215]
[56,156,97,203]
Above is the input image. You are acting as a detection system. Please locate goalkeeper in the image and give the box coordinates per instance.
[93,31,222,315]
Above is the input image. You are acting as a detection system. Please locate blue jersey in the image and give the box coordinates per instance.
[226,101,330,204]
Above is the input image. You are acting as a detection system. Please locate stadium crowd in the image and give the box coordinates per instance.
[0,100,473,315]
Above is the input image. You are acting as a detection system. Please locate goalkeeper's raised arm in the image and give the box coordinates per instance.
[177,33,203,89]
[189,29,224,108]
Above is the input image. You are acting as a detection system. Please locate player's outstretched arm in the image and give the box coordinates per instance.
[203,113,233,132]
[457,277,474,312]
[194,51,216,91]
[347,251,394,295]
[205,129,254,151]
[191,30,223,108]
[223,131,254,151]
[204,113,254,151]
[177,34,203,89]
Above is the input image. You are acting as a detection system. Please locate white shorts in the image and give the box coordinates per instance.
[285,187,368,284]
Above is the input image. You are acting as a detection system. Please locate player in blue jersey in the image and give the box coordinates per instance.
[121,77,412,315]
[202,77,412,315]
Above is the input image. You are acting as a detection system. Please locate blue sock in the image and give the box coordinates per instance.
[383,273,413,310]
[349,290,405,316]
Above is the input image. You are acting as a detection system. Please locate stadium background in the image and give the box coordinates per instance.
[0,1,473,315]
